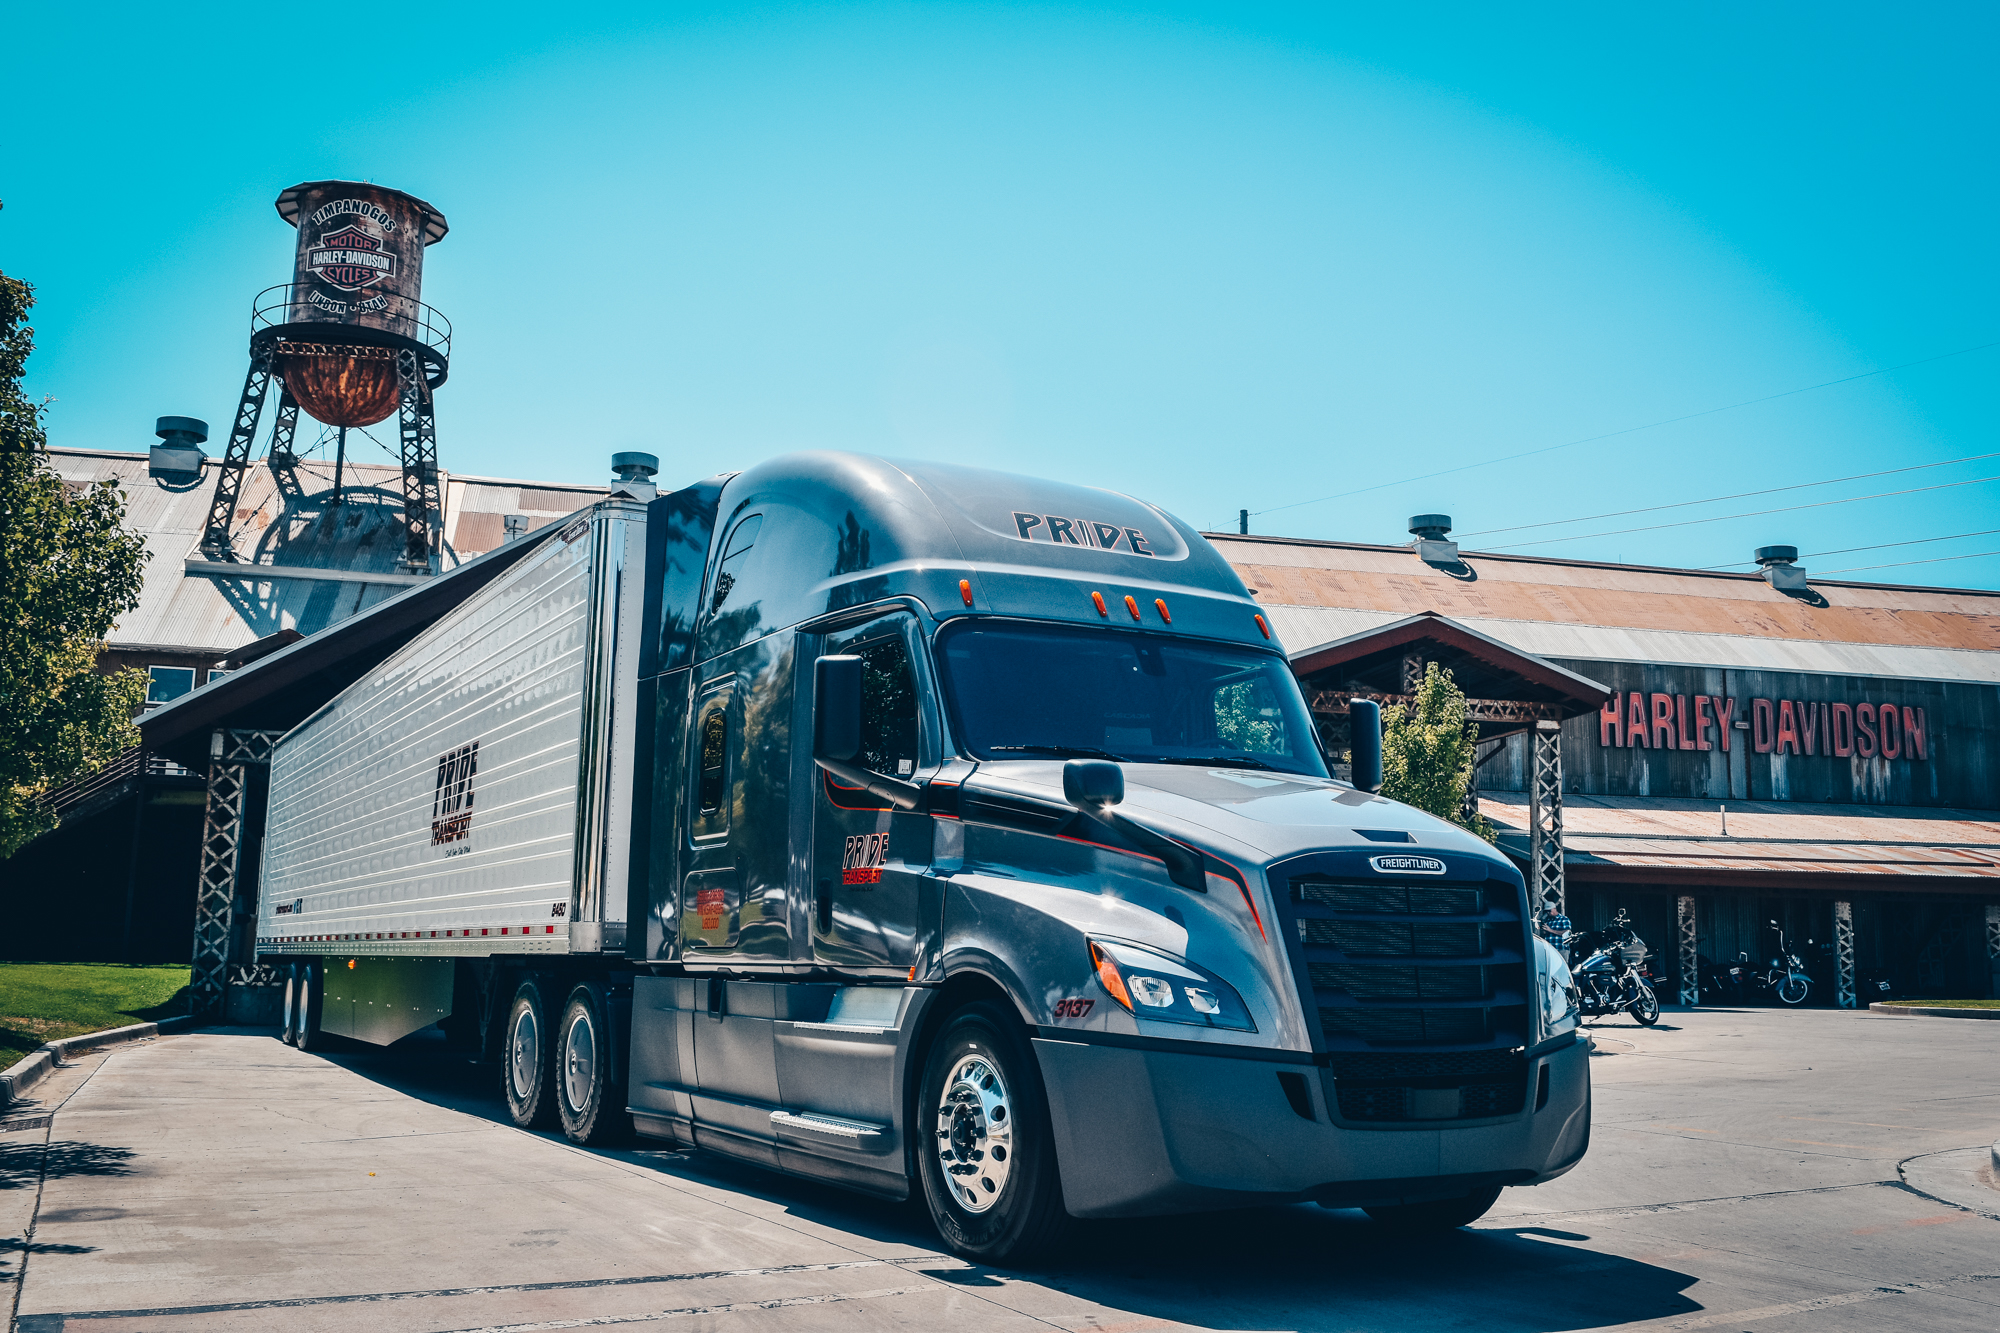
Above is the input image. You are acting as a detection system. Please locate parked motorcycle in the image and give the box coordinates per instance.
[1542,909,1661,1026]
[1733,921,1812,1005]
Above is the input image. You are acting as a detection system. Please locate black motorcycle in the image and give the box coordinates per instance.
[1541,909,1660,1026]
[1739,921,1812,1005]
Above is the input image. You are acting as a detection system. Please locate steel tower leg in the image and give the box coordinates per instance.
[201,353,274,558]
[1525,719,1565,919]
[267,387,304,506]
[397,349,442,574]
[1677,895,1699,1006]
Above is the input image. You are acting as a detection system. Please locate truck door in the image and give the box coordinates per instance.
[812,612,934,973]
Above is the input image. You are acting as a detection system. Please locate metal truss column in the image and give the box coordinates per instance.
[396,349,442,575]
[1834,901,1856,1009]
[188,729,284,1019]
[1677,895,1699,1007]
[200,352,274,557]
[1525,719,1565,919]
[1986,904,2000,999]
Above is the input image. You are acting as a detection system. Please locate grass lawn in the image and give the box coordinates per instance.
[0,963,190,1068]
[1881,998,2000,1009]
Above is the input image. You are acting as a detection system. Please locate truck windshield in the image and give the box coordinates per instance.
[934,621,1329,778]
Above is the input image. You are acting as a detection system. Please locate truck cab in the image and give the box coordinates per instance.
[623,452,1588,1260]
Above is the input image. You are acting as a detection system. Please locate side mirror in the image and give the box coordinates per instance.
[811,653,921,812]
[813,655,862,762]
[1348,699,1382,794]
[1063,759,1124,814]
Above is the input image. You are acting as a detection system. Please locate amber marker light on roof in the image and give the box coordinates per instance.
[1124,595,1141,620]
[959,579,974,606]
[1254,614,1270,639]
[1154,599,1172,623]
[1091,591,1109,617]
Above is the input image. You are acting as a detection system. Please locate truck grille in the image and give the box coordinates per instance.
[1268,857,1533,1123]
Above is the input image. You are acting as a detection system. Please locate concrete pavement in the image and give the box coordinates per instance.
[4,1007,1997,1331]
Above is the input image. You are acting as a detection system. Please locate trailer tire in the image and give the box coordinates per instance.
[557,984,627,1145]
[916,1001,1072,1265]
[502,978,560,1129]
[280,965,299,1045]
[292,963,323,1052]
[1363,1184,1503,1232]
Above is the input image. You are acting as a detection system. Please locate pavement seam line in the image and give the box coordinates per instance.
[431,1284,935,1333]
[20,1259,927,1321]
[1573,1272,2000,1332]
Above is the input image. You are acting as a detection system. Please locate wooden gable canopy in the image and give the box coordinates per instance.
[1288,610,1614,740]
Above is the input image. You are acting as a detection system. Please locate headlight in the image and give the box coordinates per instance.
[1088,938,1256,1032]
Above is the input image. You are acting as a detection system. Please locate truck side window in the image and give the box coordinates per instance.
[856,636,919,777]
[697,709,728,815]
[708,514,763,613]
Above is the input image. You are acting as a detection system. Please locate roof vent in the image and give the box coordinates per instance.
[612,452,659,482]
[610,451,660,500]
[1755,544,1823,603]
[1407,513,1460,567]
[149,416,208,483]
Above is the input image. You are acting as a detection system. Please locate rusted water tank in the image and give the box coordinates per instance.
[260,181,450,428]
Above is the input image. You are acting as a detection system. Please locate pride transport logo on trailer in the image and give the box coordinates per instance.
[431,741,479,851]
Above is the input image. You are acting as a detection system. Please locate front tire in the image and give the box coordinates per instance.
[556,984,627,1145]
[916,1002,1072,1264]
[1778,975,1809,1005]
[502,978,559,1129]
[1632,983,1661,1026]
[1364,1184,1503,1232]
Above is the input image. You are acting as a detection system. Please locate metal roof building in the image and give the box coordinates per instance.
[1209,528,2000,1006]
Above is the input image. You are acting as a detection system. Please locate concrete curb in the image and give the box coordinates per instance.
[0,1015,195,1109]
[1868,1003,2000,1020]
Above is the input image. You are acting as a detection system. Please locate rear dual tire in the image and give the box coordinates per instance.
[502,978,628,1144]
[282,963,321,1050]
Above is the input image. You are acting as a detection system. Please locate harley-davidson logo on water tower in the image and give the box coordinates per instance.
[306,223,396,291]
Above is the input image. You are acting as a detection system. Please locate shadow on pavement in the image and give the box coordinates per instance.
[309,1027,1701,1332]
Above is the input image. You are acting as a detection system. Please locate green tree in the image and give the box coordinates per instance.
[1,218,150,858]
[1380,661,1495,843]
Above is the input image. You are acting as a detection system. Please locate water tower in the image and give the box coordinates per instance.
[200,181,452,574]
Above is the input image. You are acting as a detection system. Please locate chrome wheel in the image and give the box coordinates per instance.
[509,1003,541,1102]
[280,967,297,1044]
[563,1006,597,1114]
[935,1052,1013,1214]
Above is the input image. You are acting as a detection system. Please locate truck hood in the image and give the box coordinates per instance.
[963,759,1510,871]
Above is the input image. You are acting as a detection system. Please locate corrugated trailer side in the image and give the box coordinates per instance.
[255,492,649,1046]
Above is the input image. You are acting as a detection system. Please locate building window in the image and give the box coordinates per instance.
[203,668,231,687]
[147,666,196,703]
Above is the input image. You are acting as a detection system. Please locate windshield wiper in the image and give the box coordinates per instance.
[1155,755,1280,771]
[988,745,1129,761]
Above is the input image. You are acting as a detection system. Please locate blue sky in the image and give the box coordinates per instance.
[7,3,1996,585]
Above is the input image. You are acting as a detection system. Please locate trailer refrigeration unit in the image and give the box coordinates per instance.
[250,451,1588,1261]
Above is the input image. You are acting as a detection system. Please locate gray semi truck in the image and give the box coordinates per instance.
[243,451,1587,1262]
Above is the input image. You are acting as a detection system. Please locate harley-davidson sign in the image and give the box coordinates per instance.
[307,223,396,291]
[1599,691,1929,760]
